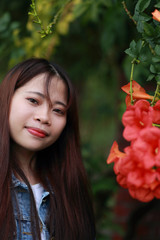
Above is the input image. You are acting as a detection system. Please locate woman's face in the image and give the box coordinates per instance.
[9,73,68,155]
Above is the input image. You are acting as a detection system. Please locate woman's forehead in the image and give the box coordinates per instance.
[16,73,68,104]
[18,73,64,90]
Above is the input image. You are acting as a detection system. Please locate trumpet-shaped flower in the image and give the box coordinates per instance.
[152,9,160,22]
[121,81,153,106]
[106,141,126,174]
[107,141,125,164]
[107,127,160,202]
[122,100,153,141]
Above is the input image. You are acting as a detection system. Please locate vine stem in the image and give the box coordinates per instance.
[151,83,160,106]
[130,60,135,105]
[152,123,160,128]
[122,1,137,25]
[129,59,140,105]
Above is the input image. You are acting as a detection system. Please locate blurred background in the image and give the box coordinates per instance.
[1,0,160,239]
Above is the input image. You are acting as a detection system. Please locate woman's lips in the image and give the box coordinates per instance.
[26,127,48,138]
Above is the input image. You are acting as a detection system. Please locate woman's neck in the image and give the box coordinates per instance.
[11,145,40,185]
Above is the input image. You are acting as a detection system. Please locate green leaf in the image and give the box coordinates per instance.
[139,46,149,62]
[150,64,156,73]
[135,0,152,13]
[136,21,144,33]
[155,45,160,55]
[135,13,151,33]
[138,12,152,21]
[147,74,155,81]
[155,75,160,83]
[41,34,46,38]
[155,63,160,73]
[130,40,136,49]
[125,40,137,58]
[155,3,160,8]
[28,12,34,16]
[143,22,155,37]
[142,13,152,21]
[125,49,136,58]
[150,63,160,74]
[136,39,143,52]
[125,40,147,59]
[152,56,160,62]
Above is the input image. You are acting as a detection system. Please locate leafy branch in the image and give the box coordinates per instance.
[28,0,71,38]
[122,0,160,104]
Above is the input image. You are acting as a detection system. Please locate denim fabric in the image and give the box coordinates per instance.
[12,175,54,240]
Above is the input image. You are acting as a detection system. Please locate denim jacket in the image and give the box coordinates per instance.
[12,175,54,240]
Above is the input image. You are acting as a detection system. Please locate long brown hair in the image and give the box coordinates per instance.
[0,58,95,239]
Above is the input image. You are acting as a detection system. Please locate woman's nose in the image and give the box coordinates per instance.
[34,106,51,125]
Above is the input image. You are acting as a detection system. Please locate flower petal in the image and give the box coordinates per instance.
[127,170,144,187]
[152,9,160,22]
[121,80,145,94]
[106,141,125,164]
[129,187,154,202]
[117,174,127,188]
[121,81,153,105]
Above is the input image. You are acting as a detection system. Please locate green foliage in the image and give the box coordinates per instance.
[124,0,160,91]
[28,0,71,38]
[134,0,151,13]
[0,12,20,77]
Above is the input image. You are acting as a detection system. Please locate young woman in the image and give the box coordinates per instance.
[0,58,95,240]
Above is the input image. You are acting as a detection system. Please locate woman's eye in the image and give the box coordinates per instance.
[27,98,38,104]
[53,109,65,115]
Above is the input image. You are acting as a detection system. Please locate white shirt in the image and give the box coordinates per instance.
[31,183,46,240]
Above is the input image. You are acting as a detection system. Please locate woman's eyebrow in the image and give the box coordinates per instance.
[55,101,67,108]
[26,91,45,98]
[26,91,67,107]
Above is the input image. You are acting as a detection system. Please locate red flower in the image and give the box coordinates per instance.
[152,9,160,22]
[121,80,153,106]
[132,127,160,169]
[107,127,160,202]
[122,100,153,141]
[107,78,160,202]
